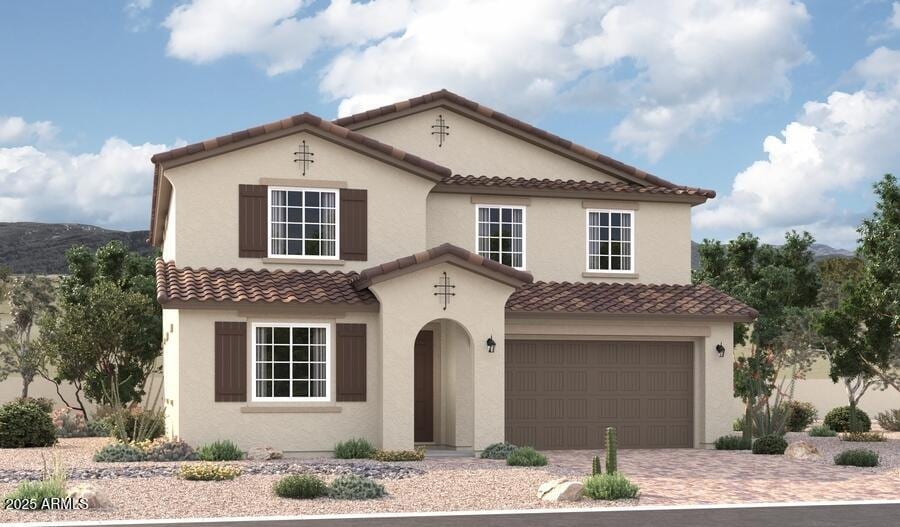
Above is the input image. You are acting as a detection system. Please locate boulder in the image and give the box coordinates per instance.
[246,446,284,461]
[784,441,821,461]
[66,483,111,509]
[538,478,583,502]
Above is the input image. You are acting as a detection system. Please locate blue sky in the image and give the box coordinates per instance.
[2,1,899,249]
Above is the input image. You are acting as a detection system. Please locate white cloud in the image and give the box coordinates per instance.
[125,0,154,32]
[162,0,811,160]
[0,116,58,145]
[892,2,900,30]
[0,131,169,230]
[693,47,900,248]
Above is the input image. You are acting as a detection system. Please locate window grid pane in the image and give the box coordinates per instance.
[477,206,524,269]
[588,211,633,271]
[255,325,328,399]
[271,189,337,257]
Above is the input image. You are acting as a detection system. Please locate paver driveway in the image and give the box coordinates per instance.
[540,447,900,504]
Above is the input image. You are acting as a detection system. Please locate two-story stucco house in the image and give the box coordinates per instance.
[151,90,754,454]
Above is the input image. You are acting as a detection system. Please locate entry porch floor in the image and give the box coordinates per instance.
[1,433,899,523]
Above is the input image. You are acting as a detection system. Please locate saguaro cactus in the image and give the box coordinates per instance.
[592,455,602,476]
[605,427,617,474]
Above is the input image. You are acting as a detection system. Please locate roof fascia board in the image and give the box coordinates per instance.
[361,253,527,290]
[431,184,708,205]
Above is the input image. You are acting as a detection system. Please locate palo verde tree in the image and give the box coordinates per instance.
[37,241,160,414]
[0,275,55,398]
[694,231,820,441]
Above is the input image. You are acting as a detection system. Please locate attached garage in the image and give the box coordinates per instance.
[505,340,694,450]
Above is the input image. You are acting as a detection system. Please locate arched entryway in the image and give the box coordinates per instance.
[413,318,474,448]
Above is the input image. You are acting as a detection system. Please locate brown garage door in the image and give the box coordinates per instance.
[505,340,693,449]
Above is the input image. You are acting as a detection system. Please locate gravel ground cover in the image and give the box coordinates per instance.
[1,437,899,523]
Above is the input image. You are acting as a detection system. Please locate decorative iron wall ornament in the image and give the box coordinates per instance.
[433,271,456,310]
[293,140,315,175]
[431,114,450,147]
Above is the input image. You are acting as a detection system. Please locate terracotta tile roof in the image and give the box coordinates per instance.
[506,281,757,319]
[354,243,533,290]
[154,259,377,306]
[333,89,710,194]
[439,174,715,199]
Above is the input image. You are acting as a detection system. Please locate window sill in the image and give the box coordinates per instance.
[263,258,345,266]
[240,405,343,414]
[582,272,639,279]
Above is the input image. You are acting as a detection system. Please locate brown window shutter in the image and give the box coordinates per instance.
[214,322,247,402]
[239,184,267,258]
[336,323,366,402]
[339,189,367,261]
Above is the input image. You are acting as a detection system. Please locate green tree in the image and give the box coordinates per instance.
[0,276,55,398]
[694,231,820,441]
[37,241,161,411]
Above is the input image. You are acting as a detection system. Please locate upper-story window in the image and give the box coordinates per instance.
[476,205,526,269]
[268,187,339,259]
[586,209,634,273]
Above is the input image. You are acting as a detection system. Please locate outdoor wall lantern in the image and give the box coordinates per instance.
[715,343,726,358]
[486,336,496,353]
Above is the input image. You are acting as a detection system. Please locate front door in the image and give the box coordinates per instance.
[414,330,434,442]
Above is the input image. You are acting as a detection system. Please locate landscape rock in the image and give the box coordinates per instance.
[538,478,583,502]
[247,446,284,461]
[66,483,111,508]
[784,441,821,461]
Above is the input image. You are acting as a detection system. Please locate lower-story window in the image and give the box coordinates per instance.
[252,323,329,401]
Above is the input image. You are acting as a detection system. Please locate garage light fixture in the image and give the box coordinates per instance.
[715,343,726,358]
[486,336,496,353]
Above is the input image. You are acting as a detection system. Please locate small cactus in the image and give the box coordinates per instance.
[605,427,617,474]
[592,455,602,476]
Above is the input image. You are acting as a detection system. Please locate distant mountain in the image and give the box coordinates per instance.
[690,241,855,270]
[0,223,153,274]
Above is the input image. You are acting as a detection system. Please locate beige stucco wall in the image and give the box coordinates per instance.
[170,308,381,453]
[164,130,435,272]
[427,193,692,284]
[162,308,179,436]
[357,107,620,183]
[370,261,515,450]
[505,316,740,447]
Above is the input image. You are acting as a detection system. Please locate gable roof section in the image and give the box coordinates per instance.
[437,174,715,202]
[154,258,377,307]
[353,243,534,290]
[149,112,452,245]
[334,89,713,195]
[507,281,757,320]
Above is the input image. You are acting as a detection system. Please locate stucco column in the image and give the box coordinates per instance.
[703,322,739,445]
[472,326,506,450]
[377,310,417,450]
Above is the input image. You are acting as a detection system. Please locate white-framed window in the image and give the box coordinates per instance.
[586,209,635,272]
[251,323,330,401]
[268,187,339,259]
[475,205,526,269]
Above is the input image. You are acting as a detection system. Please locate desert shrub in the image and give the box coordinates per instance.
[785,401,818,432]
[876,409,900,432]
[86,418,113,437]
[752,434,788,455]
[714,435,752,450]
[108,408,165,443]
[52,407,88,438]
[13,397,54,414]
[840,431,886,442]
[274,474,327,499]
[333,438,375,459]
[197,440,244,461]
[327,474,385,500]
[823,406,871,432]
[480,442,518,460]
[809,425,837,437]
[144,437,198,461]
[371,447,425,462]
[583,473,639,500]
[0,400,57,448]
[506,446,548,467]
[834,449,879,467]
[178,462,241,481]
[93,441,147,462]
[4,454,67,509]
[733,417,744,432]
